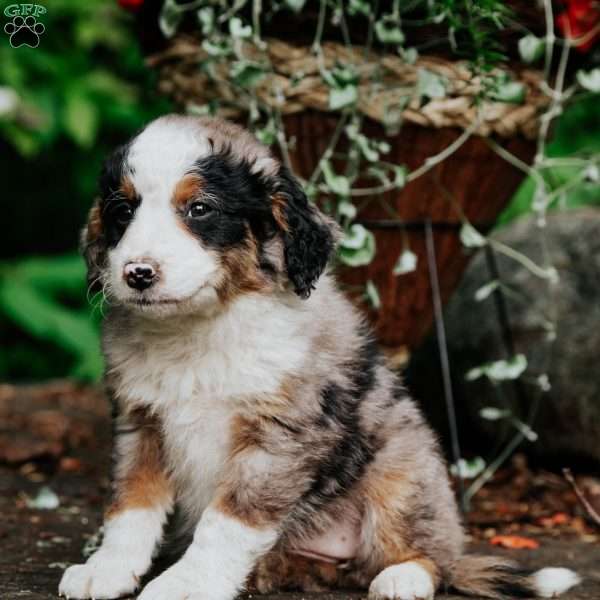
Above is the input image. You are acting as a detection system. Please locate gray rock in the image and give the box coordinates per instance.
[408,208,600,467]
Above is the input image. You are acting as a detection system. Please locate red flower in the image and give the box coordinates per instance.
[118,0,145,12]
[556,0,600,52]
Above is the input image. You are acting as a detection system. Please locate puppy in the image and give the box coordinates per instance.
[59,115,580,600]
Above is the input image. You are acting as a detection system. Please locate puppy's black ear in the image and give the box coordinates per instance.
[273,167,340,298]
[83,142,129,292]
[80,199,106,293]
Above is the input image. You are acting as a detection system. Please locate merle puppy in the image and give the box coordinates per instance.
[59,115,580,600]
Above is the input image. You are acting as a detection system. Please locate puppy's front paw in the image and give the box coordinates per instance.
[137,567,195,600]
[137,557,233,600]
[58,552,143,599]
[369,562,435,600]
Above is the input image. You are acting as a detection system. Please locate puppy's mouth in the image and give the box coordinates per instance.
[126,297,183,307]
[123,284,211,309]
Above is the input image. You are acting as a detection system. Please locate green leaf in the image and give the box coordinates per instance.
[62,91,99,148]
[159,0,183,38]
[450,457,486,479]
[202,38,232,57]
[466,354,528,383]
[254,119,277,145]
[474,280,499,301]
[324,65,359,88]
[479,407,510,421]
[416,69,447,100]
[365,280,381,309]
[518,34,545,64]
[348,0,371,17]
[393,249,417,275]
[460,223,487,248]
[284,0,307,12]
[329,85,358,110]
[490,80,525,104]
[355,135,378,161]
[197,7,215,36]
[537,374,551,392]
[230,61,266,88]
[0,277,102,380]
[229,16,252,39]
[338,199,357,220]
[10,254,86,294]
[338,224,376,266]
[401,47,419,65]
[350,134,379,161]
[338,242,375,267]
[378,141,391,154]
[340,224,370,251]
[375,17,405,45]
[320,159,350,196]
[577,68,600,93]
[392,165,407,188]
[25,486,59,510]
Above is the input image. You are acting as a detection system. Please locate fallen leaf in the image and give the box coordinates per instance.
[490,535,540,549]
[538,512,569,528]
[59,456,82,472]
[25,486,60,510]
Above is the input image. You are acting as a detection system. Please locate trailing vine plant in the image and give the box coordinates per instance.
[151,0,600,504]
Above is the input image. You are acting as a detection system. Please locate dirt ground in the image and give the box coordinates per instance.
[1,381,599,599]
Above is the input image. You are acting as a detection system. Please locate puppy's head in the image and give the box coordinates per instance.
[82,115,338,316]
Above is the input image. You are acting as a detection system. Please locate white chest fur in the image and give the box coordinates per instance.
[104,293,313,517]
[105,293,311,407]
[160,396,234,518]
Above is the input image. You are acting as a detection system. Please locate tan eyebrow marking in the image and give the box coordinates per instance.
[172,173,203,209]
[120,176,138,203]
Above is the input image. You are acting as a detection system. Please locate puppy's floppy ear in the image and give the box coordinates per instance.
[80,199,106,293]
[272,166,340,298]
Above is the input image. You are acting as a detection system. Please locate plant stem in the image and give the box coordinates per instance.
[465,430,525,505]
[490,239,557,281]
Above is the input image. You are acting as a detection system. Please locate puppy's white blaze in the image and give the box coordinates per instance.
[128,116,211,194]
[58,508,167,599]
[533,568,581,598]
[368,562,435,600]
[137,506,278,600]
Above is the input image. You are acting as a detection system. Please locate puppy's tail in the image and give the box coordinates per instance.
[448,554,581,598]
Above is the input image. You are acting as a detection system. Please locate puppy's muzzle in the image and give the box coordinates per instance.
[124,261,158,291]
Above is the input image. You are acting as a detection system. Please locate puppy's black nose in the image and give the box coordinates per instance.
[124,262,157,291]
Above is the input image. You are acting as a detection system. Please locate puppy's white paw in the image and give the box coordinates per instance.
[137,563,197,600]
[58,552,143,599]
[369,562,435,600]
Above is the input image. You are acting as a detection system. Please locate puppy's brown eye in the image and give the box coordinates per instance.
[187,202,212,219]
[113,203,134,226]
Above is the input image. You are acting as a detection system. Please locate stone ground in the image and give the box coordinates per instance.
[1,382,599,599]
[2,463,599,600]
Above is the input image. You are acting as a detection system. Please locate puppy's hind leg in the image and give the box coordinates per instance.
[368,557,438,600]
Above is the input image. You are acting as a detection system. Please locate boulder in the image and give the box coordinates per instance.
[407,208,600,467]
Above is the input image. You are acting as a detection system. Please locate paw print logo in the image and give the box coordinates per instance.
[4,15,45,48]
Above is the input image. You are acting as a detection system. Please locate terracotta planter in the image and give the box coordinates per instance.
[283,112,535,349]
